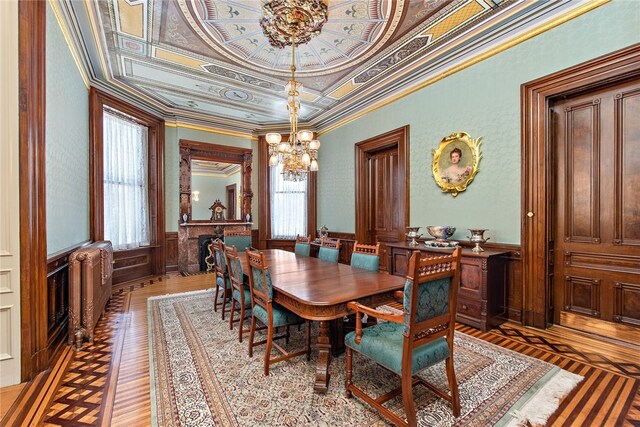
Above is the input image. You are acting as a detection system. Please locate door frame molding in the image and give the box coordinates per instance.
[521,43,640,328]
[354,126,409,243]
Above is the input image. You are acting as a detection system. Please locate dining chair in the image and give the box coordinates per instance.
[350,241,380,271]
[225,244,252,342]
[345,248,462,427]
[294,234,311,257]
[318,238,340,263]
[223,228,252,252]
[245,248,311,376]
[212,239,232,320]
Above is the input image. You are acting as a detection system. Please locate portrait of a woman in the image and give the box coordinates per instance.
[441,147,471,184]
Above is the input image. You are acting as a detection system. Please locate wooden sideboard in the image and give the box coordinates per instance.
[386,242,508,331]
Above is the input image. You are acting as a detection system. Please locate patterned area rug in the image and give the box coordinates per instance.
[148,290,582,427]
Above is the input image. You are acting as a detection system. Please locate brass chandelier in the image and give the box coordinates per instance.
[261,0,328,182]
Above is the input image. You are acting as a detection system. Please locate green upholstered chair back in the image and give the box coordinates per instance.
[294,234,311,256]
[318,238,340,263]
[318,246,339,263]
[223,228,252,252]
[224,244,244,286]
[212,239,226,273]
[212,239,231,290]
[245,249,273,304]
[350,241,380,271]
[294,242,311,256]
[402,248,461,336]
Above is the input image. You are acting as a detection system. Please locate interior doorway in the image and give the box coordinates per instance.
[522,44,640,343]
[355,126,409,272]
[550,79,640,344]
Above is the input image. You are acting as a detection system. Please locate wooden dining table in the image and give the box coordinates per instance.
[240,249,406,393]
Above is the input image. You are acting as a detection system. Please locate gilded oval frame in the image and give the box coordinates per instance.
[432,132,482,197]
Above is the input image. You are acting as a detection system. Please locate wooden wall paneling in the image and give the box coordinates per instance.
[19,0,48,381]
[521,43,640,328]
[165,232,178,272]
[112,248,152,284]
[89,88,166,283]
[614,88,640,246]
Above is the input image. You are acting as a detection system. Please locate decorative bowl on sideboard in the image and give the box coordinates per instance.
[426,225,456,241]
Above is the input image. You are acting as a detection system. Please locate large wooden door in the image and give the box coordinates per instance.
[355,126,409,272]
[365,147,399,271]
[551,79,640,344]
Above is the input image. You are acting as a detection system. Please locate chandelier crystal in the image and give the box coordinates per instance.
[261,0,327,182]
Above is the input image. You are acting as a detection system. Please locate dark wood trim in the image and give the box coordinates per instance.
[178,139,253,223]
[165,232,178,272]
[521,43,640,328]
[19,0,48,382]
[258,136,270,249]
[354,126,409,243]
[89,87,166,281]
[257,135,317,249]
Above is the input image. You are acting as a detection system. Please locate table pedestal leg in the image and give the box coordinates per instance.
[314,320,332,393]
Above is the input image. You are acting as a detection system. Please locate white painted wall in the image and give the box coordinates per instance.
[0,0,21,387]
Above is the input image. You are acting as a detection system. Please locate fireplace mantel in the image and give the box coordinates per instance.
[178,222,252,273]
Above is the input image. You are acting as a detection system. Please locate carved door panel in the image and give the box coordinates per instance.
[365,147,401,272]
[552,79,640,344]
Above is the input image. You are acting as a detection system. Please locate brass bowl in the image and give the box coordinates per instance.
[426,226,456,241]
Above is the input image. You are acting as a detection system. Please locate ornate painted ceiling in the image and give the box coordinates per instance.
[58,0,591,135]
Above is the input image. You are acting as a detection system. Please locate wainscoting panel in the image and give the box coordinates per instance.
[113,248,152,284]
[165,232,178,272]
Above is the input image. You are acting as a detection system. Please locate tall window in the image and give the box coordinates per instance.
[103,108,150,249]
[270,162,307,238]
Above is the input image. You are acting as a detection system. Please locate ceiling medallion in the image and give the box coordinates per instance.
[260,0,328,49]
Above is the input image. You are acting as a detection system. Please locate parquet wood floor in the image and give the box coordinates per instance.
[2,272,638,426]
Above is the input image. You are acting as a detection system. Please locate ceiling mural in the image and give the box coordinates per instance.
[58,0,594,134]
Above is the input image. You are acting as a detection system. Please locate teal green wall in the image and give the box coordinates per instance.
[318,1,640,244]
[164,126,256,231]
[45,2,89,254]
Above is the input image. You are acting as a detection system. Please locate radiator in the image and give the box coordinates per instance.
[68,241,114,350]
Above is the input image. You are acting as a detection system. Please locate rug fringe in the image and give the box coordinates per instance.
[505,368,583,427]
[147,288,214,302]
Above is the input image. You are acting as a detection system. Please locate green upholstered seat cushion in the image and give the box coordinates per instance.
[345,322,450,374]
[318,247,339,263]
[216,276,231,290]
[294,242,311,257]
[224,235,252,252]
[350,253,379,271]
[253,303,304,327]
[232,285,251,307]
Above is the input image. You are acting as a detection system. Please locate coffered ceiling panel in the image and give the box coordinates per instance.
[58,0,597,134]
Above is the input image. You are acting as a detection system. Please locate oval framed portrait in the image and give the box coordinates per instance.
[432,132,482,197]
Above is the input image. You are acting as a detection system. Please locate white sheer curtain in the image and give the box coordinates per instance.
[103,109,150,250]
[270,163,307,239]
